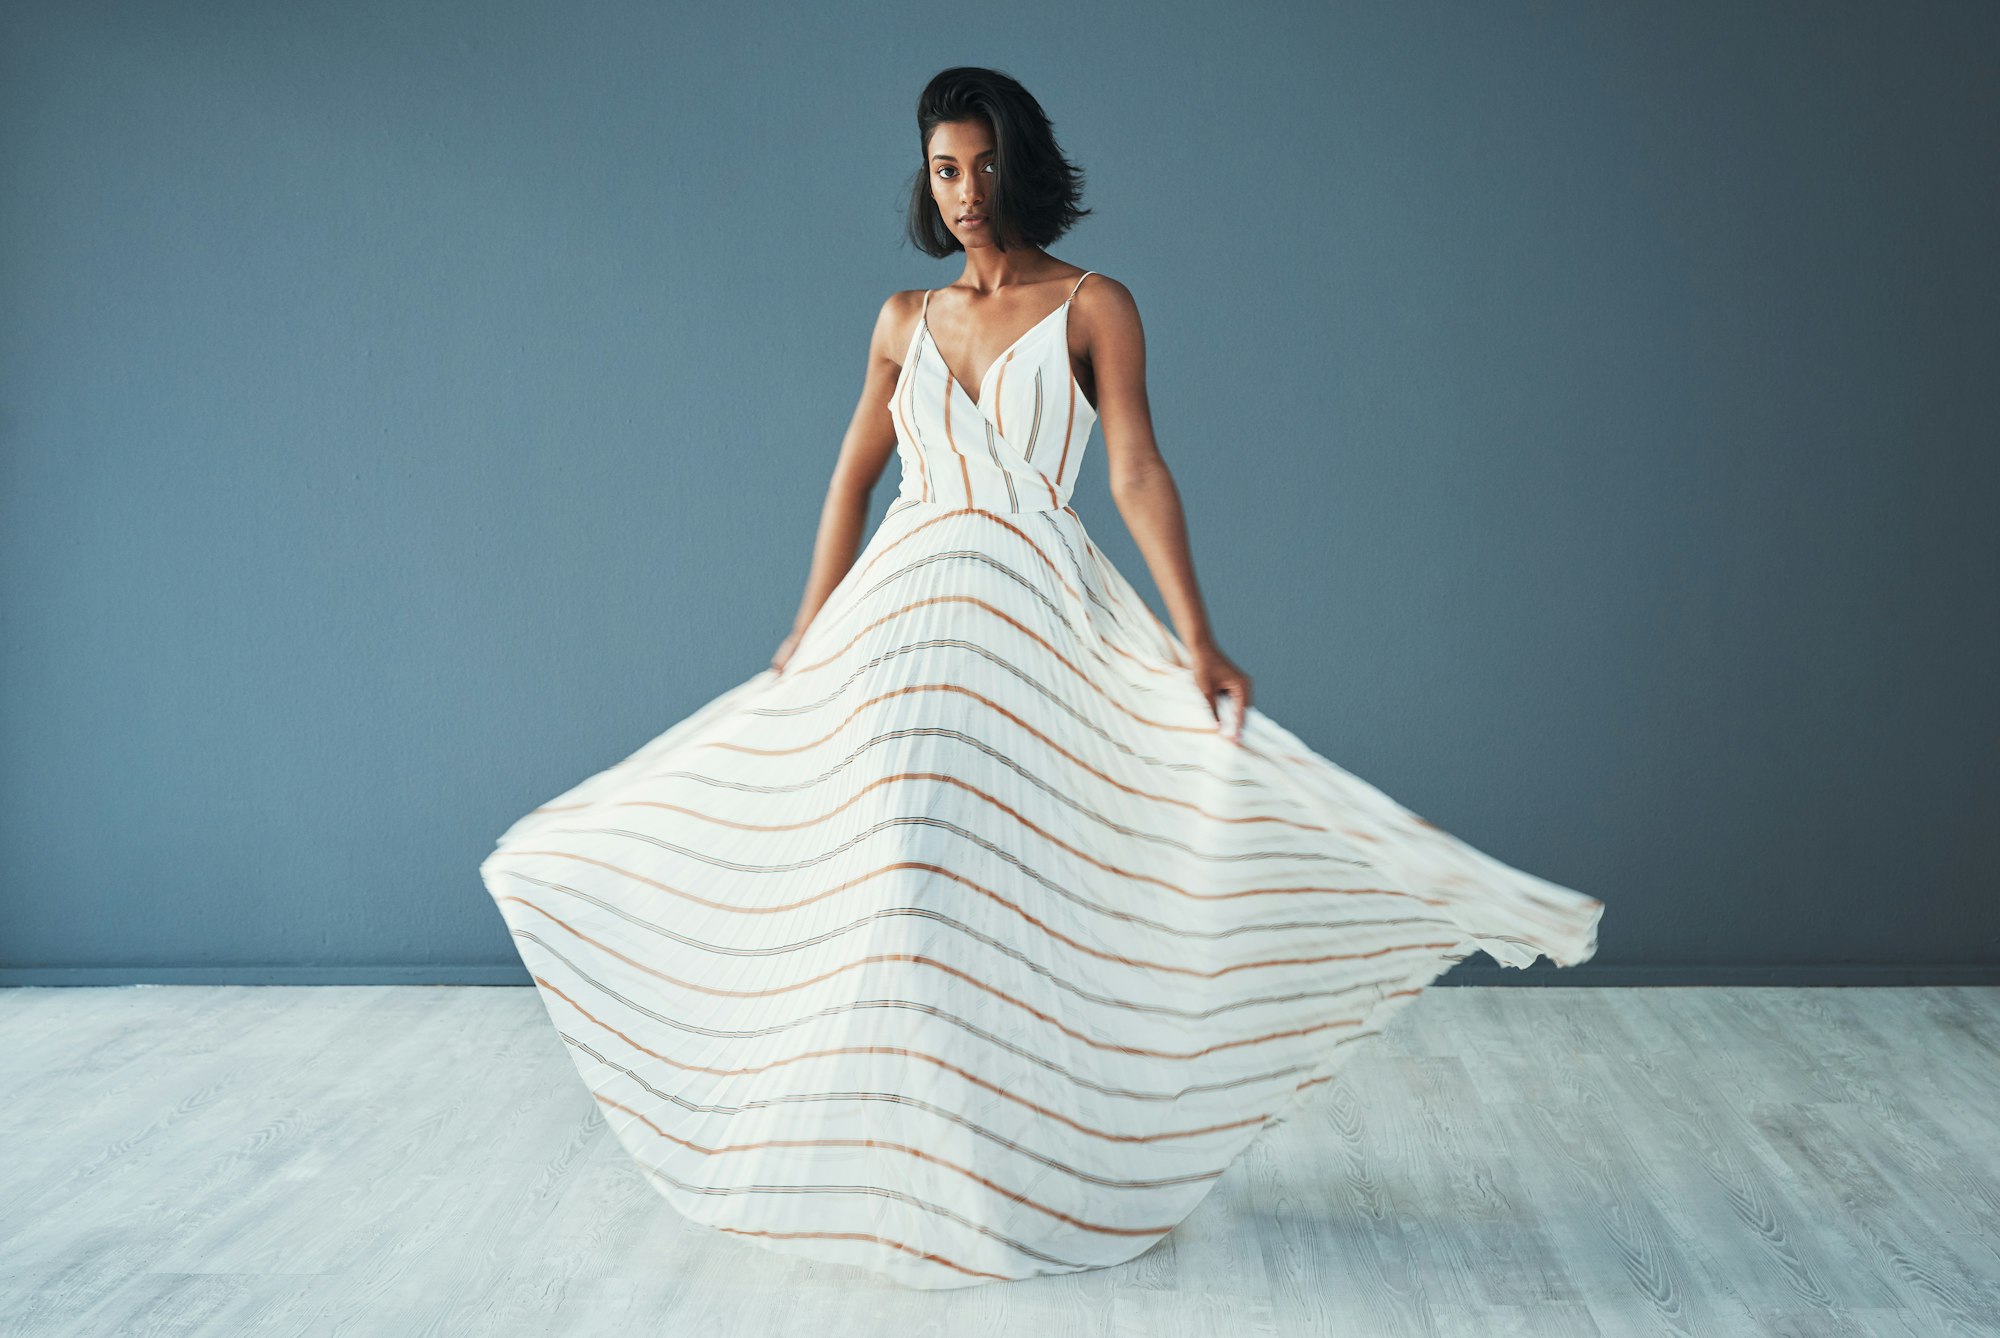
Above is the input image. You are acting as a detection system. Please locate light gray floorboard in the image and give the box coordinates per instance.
[3,986,1996,1337]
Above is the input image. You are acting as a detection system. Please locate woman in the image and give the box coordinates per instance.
[481,66,1603,1291]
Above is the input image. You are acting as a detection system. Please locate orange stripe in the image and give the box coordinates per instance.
[708,678,1273,820]
[646,737,1320,836]
[770,610,1252,744]
[845,506,1181,683]
[494,844,1454,960]
[545,968,1318,1143]
[589,1090,1181,1238]
[1081,530,1186,656]
[1054,365,1077,488]
[892,354,931,503]
[492,848,1453,979]
[1257,754,1606,938]
[531,966,1352,1140]
[520,587,1272,823]
[1026,373,1062,506]
[498,843,1458,971]
[844,506,1168,684]
[942,374,974,506]
[720,716,1328,892]
[775,590,1091,692]
[986,343,1060,507]
[605,776,1311,864]
[505,896,1454,1061]
[853,506,1082,600]
[604,654,1314,831]
[991,349,1011,438]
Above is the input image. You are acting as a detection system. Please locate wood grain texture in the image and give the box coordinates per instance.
[2,985,1995,1336]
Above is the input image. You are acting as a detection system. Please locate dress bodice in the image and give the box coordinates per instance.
[888,270,1098,514]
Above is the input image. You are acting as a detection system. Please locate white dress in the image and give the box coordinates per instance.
[479,269,1604,1289]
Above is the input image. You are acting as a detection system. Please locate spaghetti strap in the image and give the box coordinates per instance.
[1066,269,1094,304]
[920,287,934,324]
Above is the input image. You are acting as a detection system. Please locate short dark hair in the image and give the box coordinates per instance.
[904,67,1092,257]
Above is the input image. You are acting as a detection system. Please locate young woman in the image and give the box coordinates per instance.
[481,66,1603,1291]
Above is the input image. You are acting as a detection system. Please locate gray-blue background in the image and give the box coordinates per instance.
[4,1,1993,984]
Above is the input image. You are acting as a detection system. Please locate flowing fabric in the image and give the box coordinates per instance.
[479,270,1604,1289]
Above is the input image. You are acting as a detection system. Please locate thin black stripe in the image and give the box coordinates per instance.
[514,927,1353,1104]
[498,892,1448,1032]
[564,1033,1226,1191]
[628,1150,1094,1270]
[744,645,1251,774]
[500,879,1455,1023]
[497,817,1411,945]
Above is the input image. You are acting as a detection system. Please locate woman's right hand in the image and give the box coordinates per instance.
[770,626,805,675]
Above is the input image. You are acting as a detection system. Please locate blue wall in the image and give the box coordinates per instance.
[3,1,1994,983]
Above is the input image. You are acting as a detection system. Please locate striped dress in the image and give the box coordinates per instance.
[478,268,1604,1289]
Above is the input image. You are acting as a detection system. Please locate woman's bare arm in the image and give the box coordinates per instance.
[771,291,913,674]
[1078,275,1252,737]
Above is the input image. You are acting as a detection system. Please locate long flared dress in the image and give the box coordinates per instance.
[478,269,1604,1289]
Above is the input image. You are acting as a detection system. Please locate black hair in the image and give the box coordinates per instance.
[904,67,1092,257]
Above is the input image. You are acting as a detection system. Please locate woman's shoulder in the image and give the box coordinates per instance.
[872,287,932,366]
[1068,266,1128,300]
[1065,268,1135,337]
[875,286,932,333]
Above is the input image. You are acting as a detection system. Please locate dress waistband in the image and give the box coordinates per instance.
[888,495,1078,519]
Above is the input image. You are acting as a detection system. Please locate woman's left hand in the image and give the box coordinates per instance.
[1188,642,1251,741]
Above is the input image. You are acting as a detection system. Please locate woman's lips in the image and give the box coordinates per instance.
[961,216,987,227]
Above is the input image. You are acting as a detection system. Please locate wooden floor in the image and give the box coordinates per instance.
[3,985,1996,1336]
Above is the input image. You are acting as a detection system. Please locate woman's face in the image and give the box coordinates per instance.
[927,119,998,248]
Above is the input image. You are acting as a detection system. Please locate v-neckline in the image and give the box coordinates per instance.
[921,297,1070,413]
